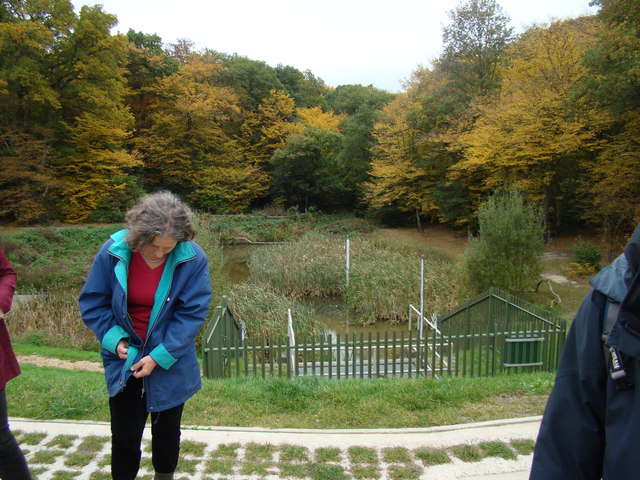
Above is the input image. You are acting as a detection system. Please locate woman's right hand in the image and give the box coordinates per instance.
[116,339,129,359]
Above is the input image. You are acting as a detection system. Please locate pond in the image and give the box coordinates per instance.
[222,245,400,337]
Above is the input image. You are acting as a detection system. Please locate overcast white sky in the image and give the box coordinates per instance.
[70,0,598,92]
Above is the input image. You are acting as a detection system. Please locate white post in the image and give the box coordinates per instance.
[419,255,425,339]
[288,308,296,376]
[345,236,350,287]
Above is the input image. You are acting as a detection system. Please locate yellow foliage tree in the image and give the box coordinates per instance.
[55,7,139,222]
[365,90,439,229]
[296,106,344,132]
[589,110,640,243]
[450,17,611,228]
[138,56,268,211]
[241,89,302,168]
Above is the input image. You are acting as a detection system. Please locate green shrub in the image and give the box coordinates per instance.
[464,189,545,294]
[572,239,602,271]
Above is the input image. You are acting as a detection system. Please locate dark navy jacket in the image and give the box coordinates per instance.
[530,224,640,479]
[79,229,212,412]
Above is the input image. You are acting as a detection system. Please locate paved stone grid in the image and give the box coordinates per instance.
[14,429,535,480]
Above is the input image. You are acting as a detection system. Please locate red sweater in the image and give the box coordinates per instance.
[128,252,165,340]
[0,247,20,389]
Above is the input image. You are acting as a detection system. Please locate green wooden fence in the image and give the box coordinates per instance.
[201,288,567,379]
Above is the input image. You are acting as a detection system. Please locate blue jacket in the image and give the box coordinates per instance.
[530,224,640,479]
[79,229,212,412]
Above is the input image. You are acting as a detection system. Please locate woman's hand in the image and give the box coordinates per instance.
[116,339,129,359]
[131,355,158,378]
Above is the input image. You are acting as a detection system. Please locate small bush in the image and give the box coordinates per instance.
[572,239,602,272]
[320,218,374,235]
[464,189,545,294]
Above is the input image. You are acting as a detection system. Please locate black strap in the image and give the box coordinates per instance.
[602,301,634,391]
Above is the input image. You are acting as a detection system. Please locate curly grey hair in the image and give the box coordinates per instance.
[125,191,196,251]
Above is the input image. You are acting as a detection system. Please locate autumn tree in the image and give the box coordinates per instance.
[124,29,177,132]
[241,89,302,170]
[365,87,439,230]
[451,17,608,231]
[51,5,139,222]
[296,106,344,132]
[136,55,267,213]
[408,0,514,227]
[578,0,640,240]
[0,0,68,222]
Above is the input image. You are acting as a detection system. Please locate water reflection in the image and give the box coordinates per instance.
[222,245,399,336]
[222,245,253,284]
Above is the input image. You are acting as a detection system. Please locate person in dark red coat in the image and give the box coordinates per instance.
[0,247,32,480]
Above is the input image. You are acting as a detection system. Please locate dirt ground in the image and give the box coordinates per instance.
[17,354,102,372]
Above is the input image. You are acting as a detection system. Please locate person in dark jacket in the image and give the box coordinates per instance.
[530,222,640,479]
[79,191,212,480]
[0,247,32,480]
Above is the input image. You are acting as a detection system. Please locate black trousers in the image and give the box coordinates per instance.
[0,388,31,480]
[109,377,184,480]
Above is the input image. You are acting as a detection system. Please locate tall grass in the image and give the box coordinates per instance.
[8,292,99,350]
[248,233,471,325]
[227,283,321,339]
[346,245,470,324]
[250,233,344,298]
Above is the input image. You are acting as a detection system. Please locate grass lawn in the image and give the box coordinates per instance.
[7,349,554,429]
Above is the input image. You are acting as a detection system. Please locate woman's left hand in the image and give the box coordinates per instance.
[131,355,158,378]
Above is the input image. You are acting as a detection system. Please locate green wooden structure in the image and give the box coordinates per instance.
[201,288,567,379]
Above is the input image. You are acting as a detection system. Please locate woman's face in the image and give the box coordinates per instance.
[141,235,178,262]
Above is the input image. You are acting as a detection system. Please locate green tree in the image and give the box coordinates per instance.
[464,189,545,293]
[409,0,514,227]
[275,64,329,109]
[216,54,285,111]
[326,84,394,207]
[270,127,344,210]
[578,0,640,239]
[439,0,514,101]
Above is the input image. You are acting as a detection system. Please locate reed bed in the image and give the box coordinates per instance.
[247,233,471,325]
[8,292,99,350]
[249,233,345,298]
[226,283,321,339]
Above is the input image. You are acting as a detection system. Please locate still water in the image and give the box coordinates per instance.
[222,245,394,336]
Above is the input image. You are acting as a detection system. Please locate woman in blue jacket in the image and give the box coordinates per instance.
[79,191,212,480]
[530,222,640,479]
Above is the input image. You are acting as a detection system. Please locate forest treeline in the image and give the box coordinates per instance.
[1,0,638,238]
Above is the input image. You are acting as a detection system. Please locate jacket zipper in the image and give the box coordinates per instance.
[108,251,133,389]
[141,257,193,407]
